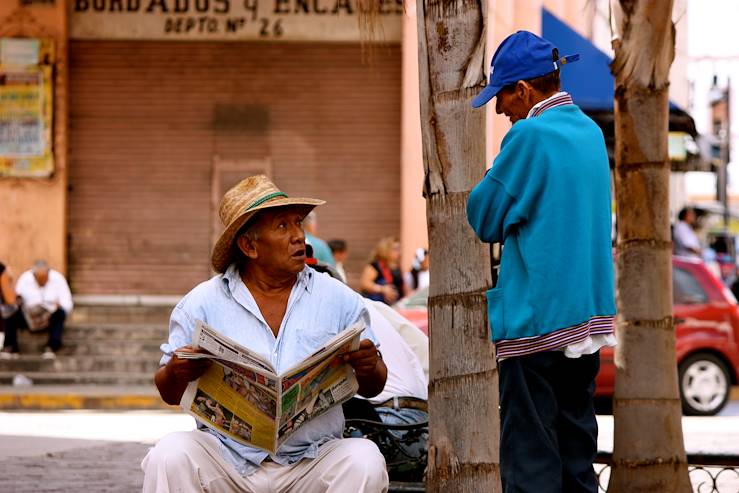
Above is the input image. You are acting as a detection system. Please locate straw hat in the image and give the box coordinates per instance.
[211,175,325,273]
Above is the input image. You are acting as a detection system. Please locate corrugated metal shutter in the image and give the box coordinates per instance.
[68,41,401,294]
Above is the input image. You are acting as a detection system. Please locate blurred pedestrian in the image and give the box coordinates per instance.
[304,211,335,266]
[360,236,406,305]
[405,248,429,292]
[467,31,616,493]
[673,207,701,257]
[0,262,19,348]
[328,239,349,283]
[0,260,73,359]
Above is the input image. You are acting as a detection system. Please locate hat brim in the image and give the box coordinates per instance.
[211,196,325,273]
[471,83,503,109]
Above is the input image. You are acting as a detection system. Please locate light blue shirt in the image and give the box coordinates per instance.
[160,264,374,476]
[305,233,336,266]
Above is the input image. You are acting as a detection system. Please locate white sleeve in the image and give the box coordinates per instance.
[14,271,34,301]
[674,222,701,251]
[53,271,74,314]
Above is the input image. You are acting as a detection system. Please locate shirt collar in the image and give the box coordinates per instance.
[526,91,573,119]
[220,263,314,296]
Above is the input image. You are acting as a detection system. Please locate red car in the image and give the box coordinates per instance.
[395,256,739,416]
[598,256,739,415]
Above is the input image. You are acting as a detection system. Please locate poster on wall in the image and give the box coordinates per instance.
[0,38,54,178]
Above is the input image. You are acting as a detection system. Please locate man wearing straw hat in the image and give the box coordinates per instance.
[143,175,389,492]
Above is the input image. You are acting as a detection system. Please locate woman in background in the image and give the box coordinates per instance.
[360,237,406,305]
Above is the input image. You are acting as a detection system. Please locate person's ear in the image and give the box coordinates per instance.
[515,80,529,100]
[236,235,258,260]
[516,80,534,104]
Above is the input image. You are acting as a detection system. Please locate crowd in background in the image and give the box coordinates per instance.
[304,212,429,307]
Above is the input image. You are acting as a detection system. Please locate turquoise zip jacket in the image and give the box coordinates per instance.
[466,104,616,345]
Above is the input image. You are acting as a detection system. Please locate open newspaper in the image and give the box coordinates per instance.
[177,320,363,454]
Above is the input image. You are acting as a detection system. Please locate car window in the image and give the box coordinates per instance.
[673,266,708,304]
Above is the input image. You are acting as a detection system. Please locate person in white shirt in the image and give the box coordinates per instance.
[343,299,429,467]
[328,239,349,283]
[405,248,430,292]
[673,207,702,257]
[0,260,73,359]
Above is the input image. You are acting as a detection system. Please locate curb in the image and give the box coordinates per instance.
[2,387,738,412]
[0,386,176,411]
[0,394,174,411]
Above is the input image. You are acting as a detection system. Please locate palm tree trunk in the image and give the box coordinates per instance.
[608,1,691,491]
[415,0,501,490]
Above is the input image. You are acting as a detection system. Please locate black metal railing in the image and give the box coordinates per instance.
[596,452,739,493]
[347,418,739,492]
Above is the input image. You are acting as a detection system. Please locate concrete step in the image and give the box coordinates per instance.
[0,384,173,410]
[16,324,167,355]
[61,341,164,356]
[71,301,175,325]
[63,323,168,340]
[0,371,154,386]
[0,355,160,374]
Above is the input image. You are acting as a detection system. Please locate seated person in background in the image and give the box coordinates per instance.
[327,239,349,283]
[1,260,72,359]
[1,262,19,345]
[344,299,429,465]
[1,261,18,314]
[304,211,335,267]
[361,237,406,305]
[405,248,429,292]
[142,175,389,493]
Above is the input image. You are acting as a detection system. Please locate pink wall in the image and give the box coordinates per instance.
[0,2,68,278]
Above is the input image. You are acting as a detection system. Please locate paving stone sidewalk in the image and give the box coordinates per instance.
[1,440,149,492]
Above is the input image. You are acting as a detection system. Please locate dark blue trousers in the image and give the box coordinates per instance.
[499,350,600,493]
[2,308,65,352]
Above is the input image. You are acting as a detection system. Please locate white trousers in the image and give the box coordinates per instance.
[141,431,389,493]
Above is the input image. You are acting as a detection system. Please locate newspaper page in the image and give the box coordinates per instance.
[179,321,364,454]
[177,321,275,373]
[277,329,361,447]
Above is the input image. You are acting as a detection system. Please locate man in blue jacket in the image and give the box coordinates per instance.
[467,31,617,492]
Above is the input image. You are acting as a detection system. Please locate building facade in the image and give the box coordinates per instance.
[0,0,687,296]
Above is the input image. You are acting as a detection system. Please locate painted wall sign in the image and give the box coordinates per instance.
[0,38,54,178]
[70,0,403,42]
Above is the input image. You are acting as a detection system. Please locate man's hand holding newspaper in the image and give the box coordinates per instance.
[170,345,212,382]
[175,321,366,454]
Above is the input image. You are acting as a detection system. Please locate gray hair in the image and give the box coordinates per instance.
[304,211,317,226]
[32,259,49,272]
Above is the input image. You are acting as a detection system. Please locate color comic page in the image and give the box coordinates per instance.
[182,363,279,453]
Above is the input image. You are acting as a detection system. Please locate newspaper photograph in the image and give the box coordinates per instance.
[179,320,363,454]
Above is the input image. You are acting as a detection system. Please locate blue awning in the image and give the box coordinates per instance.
[541,8,687,117]
[541,7,707,169]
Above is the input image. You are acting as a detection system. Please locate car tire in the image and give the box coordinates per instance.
[678,353,731,416]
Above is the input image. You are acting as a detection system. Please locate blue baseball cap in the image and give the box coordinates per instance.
[471,30,579,108]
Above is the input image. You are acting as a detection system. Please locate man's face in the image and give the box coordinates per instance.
[495,81,535,124]
[333,250,348,263]
[241,207,308,275]
[33,268,49,287]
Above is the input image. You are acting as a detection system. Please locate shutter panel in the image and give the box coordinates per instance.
[68,41,401,294]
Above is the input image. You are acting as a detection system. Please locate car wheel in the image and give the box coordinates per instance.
[678,353,731,416]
